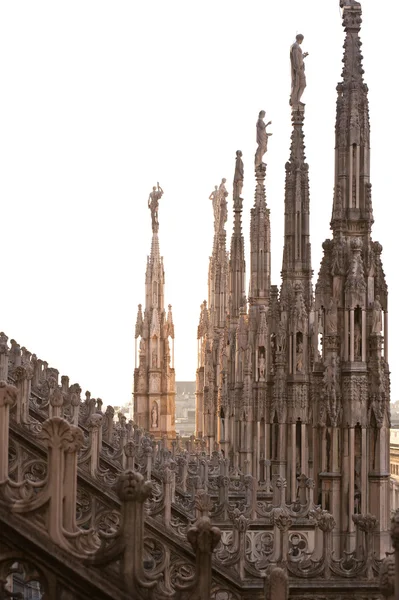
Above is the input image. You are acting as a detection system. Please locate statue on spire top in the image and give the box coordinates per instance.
[148,182,163,233]
[233,150,244,209]
[290,34,308,108]
[255,111,272,168]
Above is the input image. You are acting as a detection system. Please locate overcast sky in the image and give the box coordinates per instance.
[0,1,397,407]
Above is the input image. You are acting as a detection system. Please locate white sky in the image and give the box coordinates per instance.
[0,1,397,407]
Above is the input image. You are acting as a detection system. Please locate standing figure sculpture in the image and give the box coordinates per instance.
[372,295,383,334]
[218,178,228,230]
[233,150,244,207]
[148,183,164,233]
[325,297,338,334]
[255,111,272,168]
[209,185,219,215]
[290,34,308,108]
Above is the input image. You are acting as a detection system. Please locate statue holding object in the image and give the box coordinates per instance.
[290,34,308,108]
[148,182,164,233]
[255,111,272,168]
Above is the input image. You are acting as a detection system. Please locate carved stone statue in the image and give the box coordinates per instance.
[296,341,304,373]
[290,34,308,108]
[325,297,338,334]
[209,184,219,218]
[148,183,163,232]
[255,111,272,168]
[259,353,266,381]
[354,322,361,359]
[151,403,158,428]
[276,320,287,354]
[372,295,382,334]
[218,178,228,229]
[233,150,244,207]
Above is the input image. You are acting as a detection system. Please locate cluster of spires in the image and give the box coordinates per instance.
[134,0,391,556]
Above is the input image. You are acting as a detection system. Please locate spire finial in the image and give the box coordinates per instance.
[148,182,163,233]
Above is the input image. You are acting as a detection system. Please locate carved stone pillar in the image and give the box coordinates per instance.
[344,310,349,361]
[87,413,103,476]
[186,517,221,600]
[384,311,389,362]
[291,423,296,502]
[350,309,355,362]
[390,510,399,600]
[0,381,17,481]
[361,308,366,362]
[0,333,9,381]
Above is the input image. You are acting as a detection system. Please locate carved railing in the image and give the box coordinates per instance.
[0,334,386,599]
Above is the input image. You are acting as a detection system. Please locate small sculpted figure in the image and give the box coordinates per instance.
[209,185,219,216]
[259,353,266,381]
[277,320,287,354]
[290,34,308,107]
[354,322,361,358]
[255,110,272,168]
[151,403,158,428]
[148,183,163,232]
[218,178,228,229]
[325,297,338,334]
[372,295,383,334]
[296,341,304,373]
[233,150,244,206]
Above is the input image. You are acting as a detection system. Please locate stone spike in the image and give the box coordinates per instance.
[229,151,246,322]
[249,162,271,305]
[133,185,176,441]
[281,106,313,309]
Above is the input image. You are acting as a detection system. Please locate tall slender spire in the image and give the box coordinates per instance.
[281,107,312,307]
[229,151,246,322]
[249,111,272,305]
[314,0,390,557]
[133,184,176,441]
[195,179,229,443]
[332,0,372,232]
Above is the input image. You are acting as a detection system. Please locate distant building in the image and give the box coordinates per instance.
[175,381,195,436]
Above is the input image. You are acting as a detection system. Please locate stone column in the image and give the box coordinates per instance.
[301,422,307,476]
[384,311,389,362]
[348,427,356,549]
[361,427,367,514]
[361,309,367,362]
[186,517,221,600]
[350,309,355,362]
[0,334,9,381]
[88,414,103,476]
[0,381,17,481]
[344,310,349,361]
[390,511,399,600]
[291,423,296,502]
